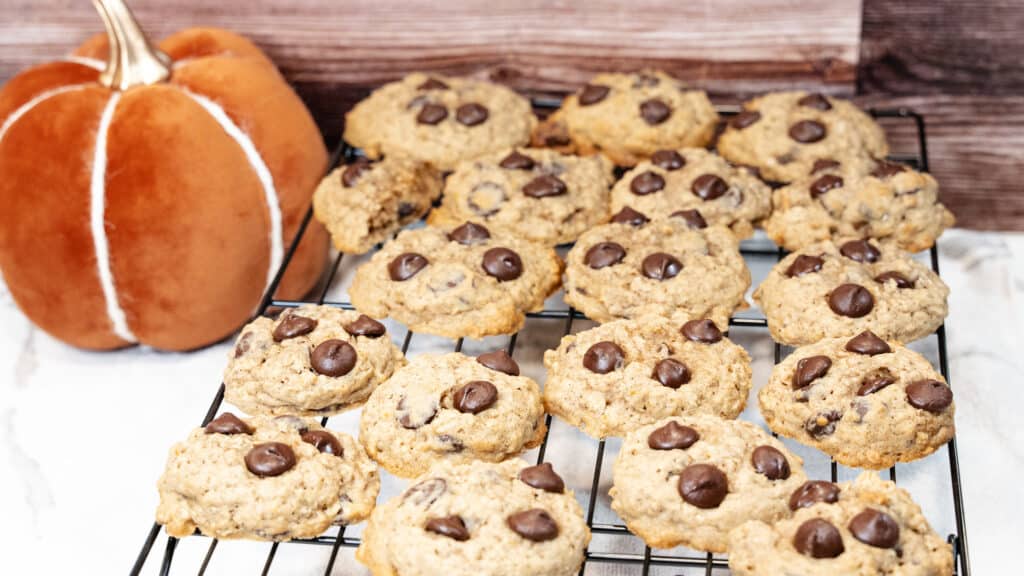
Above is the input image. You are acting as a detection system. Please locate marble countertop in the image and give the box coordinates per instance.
[2,228,1021,575]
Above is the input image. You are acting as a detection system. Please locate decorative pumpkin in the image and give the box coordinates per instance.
[0,0,328,350]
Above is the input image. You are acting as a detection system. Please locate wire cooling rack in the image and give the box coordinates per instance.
[130,103,969,576]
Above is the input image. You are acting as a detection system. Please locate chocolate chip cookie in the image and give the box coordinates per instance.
[549,70,719,166]
[313,156,442,254]
[609,415,807,552]
[542,317,751,438]
[428,148,616,245]
[358,352,546,477]
[759,331,954,469]
[763,159,955,253]
[156,414,379,540]
[563,219,750,327]
[753,239,948,345]
[356,459,589,576]
[717,92,888,183]
[224,305,406,416]
[349,223,561,338]
[344,73,537,171]
[728,472,953,575]
[610,148,772,238]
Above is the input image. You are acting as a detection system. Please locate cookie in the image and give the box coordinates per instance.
[609,415,807,552]
[563,219,750,327]
[542,316,751,438]
[349,223,562,338]
[156,414,379,540]
[763,159,955,252]
[759,331,954,469]
[356,459,589,576]
[313,156,442,254]
[753,239,949,345]
[224,305,406,416]
[717,91,888,183]
[428,148,615,245]
[344,73,537,171]
[553,70,719,166]
[610,147,772,238]
[728,472,953,575]
[359,352,546,477]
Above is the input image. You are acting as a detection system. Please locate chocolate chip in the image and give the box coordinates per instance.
[630,171,665,195]
[681,319,722,343]
[785,255,824,277]
[578,84,610,106]
[858,368,896,396]
[448,222,491,245]
[482,247,523,281]
[671,209,708,229]
[652,358,691,388]
[906,380,953,413]
[678,464,728,508]
[789,120,827,143]
[397,202,416,217]
[639,98,671,125]
[523,175,568,198]
[245,442,296,477]
[849,509,900,549]
[301,430,343,457]
[845,330,891,355]
[507,509,559,541]
[875,271,915,289]
[789,480,841,510]
[273,314,318,342]
[417,78,449,91]
[798,93,832,111]
[611,206,650,226]
[389,253,428,281]
[476,350,519,376]
[425,515,469,541]
[691,174,729,201]
[871,161,907,179]
[583,341,625,374]
[467,182,506,216]
[828,284,874,318]
[642,253,682,280]
[453,380,498,414]
[519,462,565,493]
[404,477,447,506]
[648,421,699,450]
[397,396,439,429]
[652,150,685,170]
[840,239,881,263]
[794,518,845,558]
[344,314,386,338]
[584,242,626,269]
[455,103,488,126]
[341,158,372,188]
[205,413,252,435]
[416,103,448,125]
[311,339,357,377]
[233,332,253,358]
[751,445,791,480]
[499,151,535,170]
[804,410,842,438]
[811,158,841,174]
[809,174,843,199]
[793,355,832,389]
[730,110,761,129]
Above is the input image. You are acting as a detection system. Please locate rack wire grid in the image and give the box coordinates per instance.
[130,101,969,576]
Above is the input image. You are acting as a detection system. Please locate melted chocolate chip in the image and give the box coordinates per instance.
[404,477,447,506]
[519,462,565,493]
[425,515,470,541]
[845,331,891,356]
[482,247,523,281]
[798,93,832,111]
[678,463,728,508]
[789,480,841,510]
[245,442,296,477]
[828,284,874,318]
[751,445,791,480]
[344,314,386,338]
[273,314,318,342]
[455,103,488,126]
[809,174,844,199]
[467,182,506,216]
[477,350,520,376]
[448,222,491,245]
[691,174,729,201]
[507,509,559,541]
[416,103,448,125]
[811,158,841,174]
[789,120,827,143]
[630,171,666,195]
[871,161,907,179]
[793,355,832,389]
[794,518,845,558]
[641,253,682,280]
[205,413,252,435]
[311,339,357,377]
[583,341,625,374]
[875,271,915,289]
[397,396,439,429]
[611,206,650,226]
[398,202,416,217]
[417,78,449,91]
[640,98,672,125]
[651,150,685,170]
[652,358,691,388]
[341,158,372,188]
[848,509,900,549]
[584,242,626,269]
[858,368,896,396]
[840,239,881,263]
[648,421,699,450]
[785,255,824,277]
[671,209,708,229]
[906,380,953,413]
[233,332,253,358]
[499,151,535,170]
[301,430,343,457]
[804,410,842,438]
[523,175,568,198]
[730,110,761,129]
[389,253,429,281]
[681,319,723,343]
[453,380,498,414]
[578,84,610,106]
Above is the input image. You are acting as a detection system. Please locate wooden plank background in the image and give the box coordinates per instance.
[1,0,1021,229]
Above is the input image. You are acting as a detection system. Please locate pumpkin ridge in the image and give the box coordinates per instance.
[0,84,91,143]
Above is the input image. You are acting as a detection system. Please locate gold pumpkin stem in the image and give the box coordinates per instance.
[92,0,171,90]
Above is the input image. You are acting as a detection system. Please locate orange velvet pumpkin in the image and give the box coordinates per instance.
[0,1,327,351]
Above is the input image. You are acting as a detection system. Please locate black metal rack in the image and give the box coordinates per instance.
[130,103,969,576]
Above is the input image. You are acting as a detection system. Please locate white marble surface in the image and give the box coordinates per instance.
[2,228,1022,575]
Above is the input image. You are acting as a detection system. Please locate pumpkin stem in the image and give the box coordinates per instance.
[91,0,171,90]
